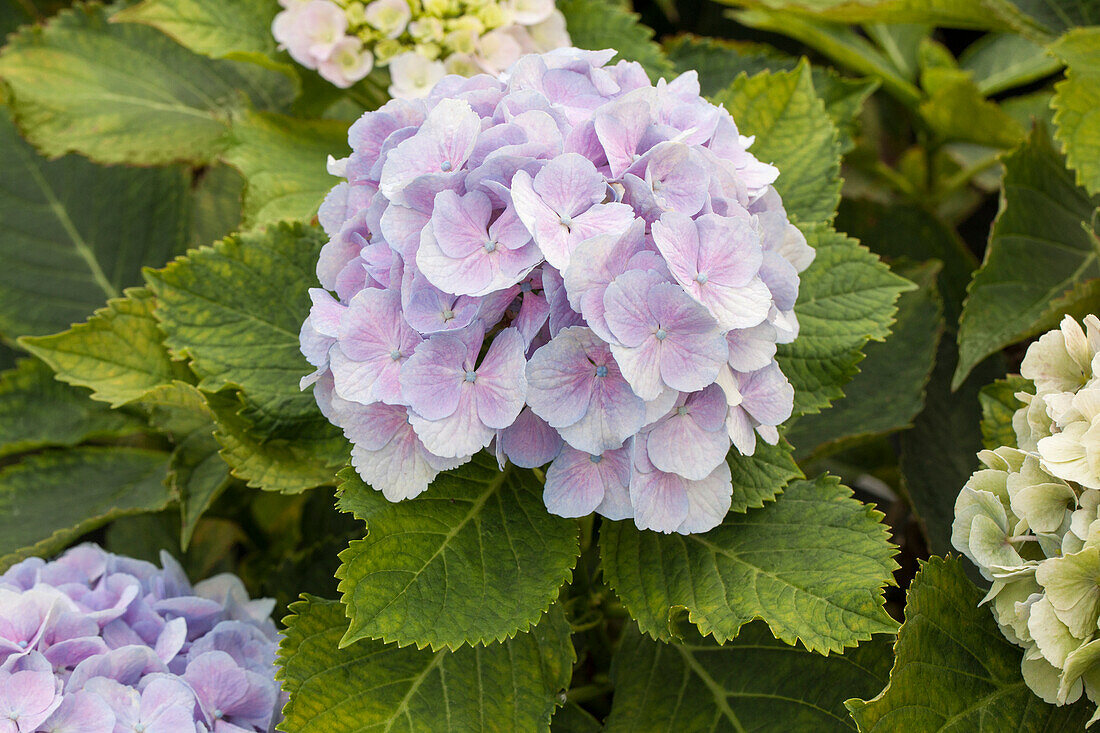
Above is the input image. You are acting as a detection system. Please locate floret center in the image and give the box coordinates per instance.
[595,365,609,378]
[652,179,662,192]
[655,327,668,341]
[559,214,573,229]
[677,406,690,417]
[465,370,478,383]
[213,710,224,720]
[484,239,497,253]
[390,348,402,361]
[16,640,27,648]
[695,272,708,285]
[440,160,453,172]
[589,454,603,464]
[441,308,455,322]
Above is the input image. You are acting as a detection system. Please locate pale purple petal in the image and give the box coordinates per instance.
[500,408,563,468]
[473,328,528,429]
[544,444,631,518]
[399,333,468,420]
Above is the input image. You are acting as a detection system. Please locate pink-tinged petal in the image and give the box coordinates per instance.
[726,322,777,372]
[514,292,550,349]
[400,263,483,334]
[562,218,646,313]
[380,98,480,203]
[542,266,584,336]
[335,401,406,451]
[676,461,732,534]
[544,447,608,517]
[608,338,664,402]
[525,327,598,427]
[642,142,708,217]
[350,420,469,501]
[643,387,680,426]
[153,617,187,665]
[489,204,536,250]
[400,334,468,420]
[409,387,495,457]
[511,170,573,270]
[758,250,800,311]
[693,213,762,287]
[473,328,528,429]
[557,355,645,454]
[430,190,493,258]
[594,442,634,520]
[0,668,56,726]
[647,282,728,392]
[330,345,403,406]
[380,203,430,259]
[594,100,651,177]
[629,469,690,533]
[604,269,668,348]
[500,408,563,468]
[568,203,637,249]
[620,173,661,223]
[42,636,109,669]
[318,182,350,236]
[139,676,200,733]
[738,363,793,426]
[40,690,114,733]
[300,317,334,369]
[67,645,167,690]
[646,399,730,480]
[416,225,495,296]
[726,406,756,455]
[307,289,345,338]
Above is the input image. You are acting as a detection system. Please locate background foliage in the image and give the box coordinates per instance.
[1,0,1099,729]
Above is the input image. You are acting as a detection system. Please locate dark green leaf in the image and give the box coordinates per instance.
[277,596,574,732]
[848,556,1092,730]
[113,0,280,61]
[979,375,1029,450]
[600,475,899,654]
[1052,28,1100,198]
[955,127,1100,388]
[336,457,580,649]
[0,447,172,570]
[727,439,803,513]
[606,621,894,732]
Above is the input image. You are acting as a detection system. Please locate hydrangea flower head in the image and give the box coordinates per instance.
[303,48,814,534]
[952,314,1100,724]
[0,544,282,732]
[272,0,571,92]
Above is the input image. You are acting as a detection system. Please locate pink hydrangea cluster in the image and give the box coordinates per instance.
[301,48,814,534]
[0,544,282,732]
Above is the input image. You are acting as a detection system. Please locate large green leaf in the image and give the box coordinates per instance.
[900,340,1003,555]
[786,261,943,458]
[207,391,348,494]
[979,375,1028,450]
[0,3,292,165]
[726,439,803,513]
[187,165,244,249]
[918,71,1026,148]
[0,112,191,339]
[606,622,894,732]
[168,421,231,549]
[113,0,279,61]
[959,33,1062,96]
[720,0,1012,28]
[335,457,580,649]
[277,596,574,732]
[1052,28,1100,198]
[713,61,841,224]
[224,111,348,227]
[600,475,899,654]
[146,222,326,431]
[984,0,1100,40]
[776,226,913,417]
[848,556,1092,730]
[955,127,1100,388]
[0,358,147,459]
[559,0,672,81]
[20,288,184,407]
[0,447,172,570]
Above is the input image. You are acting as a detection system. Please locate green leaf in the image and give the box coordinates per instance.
[959,33,1062,96]
[606,621,894,732]
[979,375,1029,450]
[954,127,1100,388]
[0,111,191,339]
[168,422,231,549]
[207,391,348,494]
[0,3,293,165]
[664,36,878,154]
[224,111,348,227]
[187,165,244,249]
[776,226,913,417]
[600,475,899,654]
[20,288,183,407]
[146,222,326,430]
[984,0,1100,40]
[277,596,574,732]
[731,10,922,107]
[786,260,944,458]
[113,0,279,61]
[900,340,1003,554]
[720,0,1012,28]
[0,447,172,570]
[551,702,602,733]
[918,71,1026,148]
[1052,28,1100,198]
[727,439,803,513]
[0,358,147,459]
[335,457,580,650]
[713,61,841,224]
[848,556,1092,730]
[558,0,673,81]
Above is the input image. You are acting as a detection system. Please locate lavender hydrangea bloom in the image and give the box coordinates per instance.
[302,48,813,534]
[0,544,282,732]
